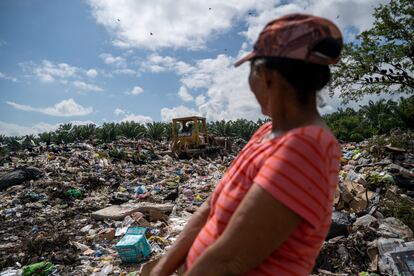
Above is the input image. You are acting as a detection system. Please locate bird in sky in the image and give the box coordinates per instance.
[150,32,153,36]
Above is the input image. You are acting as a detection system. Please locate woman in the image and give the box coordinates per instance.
[150,13,343,275]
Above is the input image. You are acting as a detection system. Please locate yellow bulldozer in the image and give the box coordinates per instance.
[170,116,231,157]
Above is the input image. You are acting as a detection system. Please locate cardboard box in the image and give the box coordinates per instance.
[115,227,151,263]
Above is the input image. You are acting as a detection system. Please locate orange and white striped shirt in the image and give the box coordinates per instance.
[186,122,341,275]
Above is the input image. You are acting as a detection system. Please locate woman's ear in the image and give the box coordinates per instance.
[263,68,275,89]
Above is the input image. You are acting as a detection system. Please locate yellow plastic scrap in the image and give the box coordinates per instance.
[148,236,167,244]
[194,194,203,201]
[99,256,114,262]
[119,187,127,193]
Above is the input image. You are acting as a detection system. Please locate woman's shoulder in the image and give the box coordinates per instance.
[251,121,272,139]
[280,125,340,156]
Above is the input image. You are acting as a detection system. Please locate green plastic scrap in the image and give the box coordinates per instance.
[64,188,82,198]
[22,261,55,276]
[358,273,380,276]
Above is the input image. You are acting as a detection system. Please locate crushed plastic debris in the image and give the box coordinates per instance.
[0,138,233,274]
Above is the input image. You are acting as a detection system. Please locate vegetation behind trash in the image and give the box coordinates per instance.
[1,96,413,156]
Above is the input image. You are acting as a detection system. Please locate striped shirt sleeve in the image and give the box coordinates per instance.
[253,133,329,228]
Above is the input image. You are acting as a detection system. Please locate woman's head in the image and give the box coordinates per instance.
[235,13,343,115]
[249,36,342,106]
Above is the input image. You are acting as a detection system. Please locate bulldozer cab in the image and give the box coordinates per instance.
[171,116,210,155]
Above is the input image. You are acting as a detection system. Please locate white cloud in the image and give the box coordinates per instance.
[177,54,262,121]
[19,60,106,92]
[99,53,126,68]
[114,108,153,123]
[142,54,193,74]
[114,108,126,116]
[129,86,144,95]
[0,121,60,137]
[86,69,98,78]
[0,121,95,137]
[120,113,153,124]
[99,53,138,76]
[88,0,382,50]
[195,95,206,106]
[87,0,270,50]
[32,60,77,83]
[113,68,137,75]
[320,87,404,115]
[6,98,93,117]
[181,55,232,89]
[242,0,388,43]
[151,0,387,121]
[73,81,104,92]
[160,105,200,122]
[0,72,18,82]
[177,86,193,102]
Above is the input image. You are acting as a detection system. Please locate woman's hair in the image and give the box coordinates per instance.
[252,37,342,104]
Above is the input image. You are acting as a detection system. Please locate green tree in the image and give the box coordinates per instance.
[208,120,235,137]
[359,99,397,133]
[117,121,146,140]
[232,119,259,141]
[393,96,414,128]
[97,123,118,143]
[54,123,75,144]
[329,0,414,103]
[146,122,165,141]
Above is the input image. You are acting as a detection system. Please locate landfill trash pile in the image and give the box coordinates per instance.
[0,138,238,275]
[314,130,414,275]
[0,130,413,275]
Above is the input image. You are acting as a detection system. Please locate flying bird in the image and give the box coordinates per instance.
[150,32,153,36]
[336,15,340,19]
[117,19,120,22]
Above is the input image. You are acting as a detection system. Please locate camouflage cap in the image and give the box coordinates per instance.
[234,13,342,67]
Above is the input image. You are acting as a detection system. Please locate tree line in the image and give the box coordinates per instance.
[0,96,412,155]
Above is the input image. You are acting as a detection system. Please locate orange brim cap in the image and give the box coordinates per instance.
[234,52,257,67]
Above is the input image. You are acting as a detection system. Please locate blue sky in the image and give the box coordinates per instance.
[0,0,387,136]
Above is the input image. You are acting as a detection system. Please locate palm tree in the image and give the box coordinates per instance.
[72,124,97,141]
[208,120,235,137]
[232,119,259,141]
[393,96,414,129]
[55,123,75,144]
[146,122,165,141]
[97,123,118,143]
[360,100,396,134]
[117,121,146,140]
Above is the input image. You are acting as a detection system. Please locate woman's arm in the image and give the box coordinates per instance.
[184,185,301,276]
[149,196,211,276]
